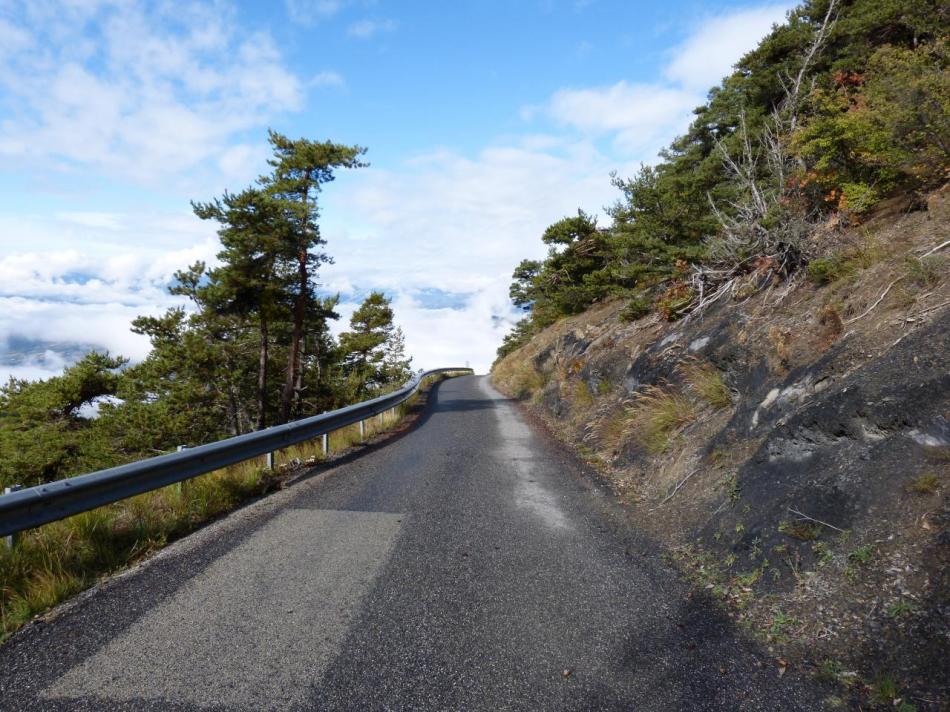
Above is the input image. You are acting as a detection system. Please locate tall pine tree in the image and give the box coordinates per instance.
[260,131,367,422]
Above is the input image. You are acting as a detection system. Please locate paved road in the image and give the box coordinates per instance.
[0,376,824,711]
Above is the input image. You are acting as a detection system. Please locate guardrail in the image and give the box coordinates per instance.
[0,368,473,539]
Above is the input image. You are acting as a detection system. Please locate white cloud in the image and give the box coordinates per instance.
[546,81,698,156]
[0,210,218,267]
[55,212,125,231]
[284,0,345,25]
[0,2,304,188]
[347,18,398,39]
[311,70,346,89]
[323,3,794,370]
[0,298,162,375]
[0,209,220,381]
[391,285,516,374]
[4,350,71,384]
[323,143,616,293]
[529,2,792,159]
[329,284,518,376]
[318,140,623,372]
[664,4,792,91]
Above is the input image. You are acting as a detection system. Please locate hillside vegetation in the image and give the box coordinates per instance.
[494,0,948,708]
[499,0,947,356]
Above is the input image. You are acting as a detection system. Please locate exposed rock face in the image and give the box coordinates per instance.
[492,200,949,707]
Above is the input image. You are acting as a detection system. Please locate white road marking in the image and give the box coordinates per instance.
[479,378,572,531]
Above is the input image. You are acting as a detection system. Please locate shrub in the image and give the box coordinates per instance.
[794,40,950,216]
[655,282,693,321]
[839,182,880,215]
[870,673,900,706]
[905,255,945,288]
[817,304,843,346]
[907,472,939,494]
[847,544,874,566]
[808,254,853,285]
[619,295,652,322]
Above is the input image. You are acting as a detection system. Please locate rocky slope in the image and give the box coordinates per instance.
[492,189,949,710]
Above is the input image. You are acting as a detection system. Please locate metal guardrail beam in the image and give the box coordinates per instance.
[0,368,473,538]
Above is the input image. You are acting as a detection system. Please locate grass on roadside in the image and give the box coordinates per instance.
[0,373,454,642]
[0,459,275,639]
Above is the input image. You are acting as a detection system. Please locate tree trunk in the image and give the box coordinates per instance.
[226,383,240,436]
[280,181,312,423]
[293,336,306,419]
[280,250,307,422]
[258,314,269,430]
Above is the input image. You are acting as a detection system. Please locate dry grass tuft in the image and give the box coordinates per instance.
[907,472,940,495]
[768,325,791,371]
[494,360,545,400]
[623,386,696,454]
[679,359,732,409]
[904,254,945,288]
[569,379,595,410]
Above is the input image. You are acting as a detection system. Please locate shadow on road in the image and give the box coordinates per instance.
[432,397,498,413]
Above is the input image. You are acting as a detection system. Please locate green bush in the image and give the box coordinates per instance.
[619,295,652,322]
[793,39,950,212]
[807,255,854,285]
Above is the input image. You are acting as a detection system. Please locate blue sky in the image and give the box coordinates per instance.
[0,0,793,376]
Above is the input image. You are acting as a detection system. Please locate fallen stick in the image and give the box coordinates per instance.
[661,468,700,504]
[915,298,950,317]
[788,506,844,533]
[921,239,950,257]
[845,276,903,324]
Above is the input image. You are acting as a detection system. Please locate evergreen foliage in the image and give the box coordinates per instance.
[338,292,412,400]
[497,0,948,363]
[0,134,413,490]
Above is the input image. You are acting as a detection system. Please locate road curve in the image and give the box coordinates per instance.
[0,375,823,711]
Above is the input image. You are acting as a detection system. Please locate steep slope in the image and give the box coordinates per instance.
[492,190,949,709]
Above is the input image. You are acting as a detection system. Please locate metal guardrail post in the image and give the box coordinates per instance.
[321,433,329,457]
[265,452,274,470]
[175,446,187,495]
[359,420,365,443]
[3,485,22,549]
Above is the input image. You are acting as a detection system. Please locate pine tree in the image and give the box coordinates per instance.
[192,188,291,429]
[338,292,405,399]
[381,326,412,387]
[260,130,367,422]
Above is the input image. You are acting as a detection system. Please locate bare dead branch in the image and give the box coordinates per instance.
[661,468,701,504]
[788,506,844,533]
[845,276,904,324]
[921,239,950,257]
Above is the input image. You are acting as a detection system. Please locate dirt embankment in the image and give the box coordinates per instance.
[492,190,949,710]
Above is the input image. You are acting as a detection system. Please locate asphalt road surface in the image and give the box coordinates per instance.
[0,375,825,711]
